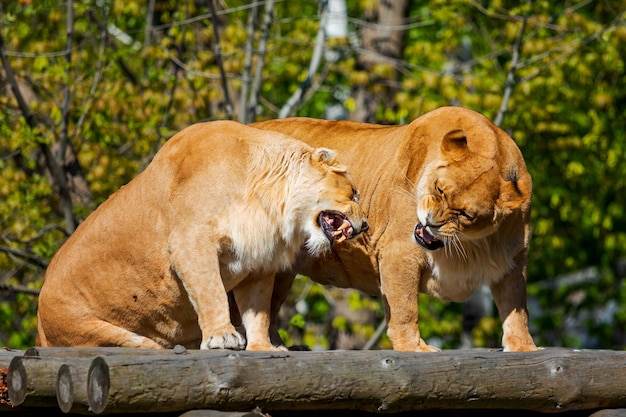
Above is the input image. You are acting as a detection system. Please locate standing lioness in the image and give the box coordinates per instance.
[254,106,539,352]
[36,121,368,350]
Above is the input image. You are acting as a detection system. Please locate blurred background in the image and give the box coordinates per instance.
[1,0,625,350]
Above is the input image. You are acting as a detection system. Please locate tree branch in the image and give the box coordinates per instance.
[74,7,107,144]
[247,0,275,122]
[58,0,74,199]
[0,283,41,296]
[0,245,49,269]
[0,32,77,234]
[494,9,528,127]
[239,2,258,123]
[145,0,156,47]
[278,1,328,118]
[208,0,234,119]
[86,10,140,86]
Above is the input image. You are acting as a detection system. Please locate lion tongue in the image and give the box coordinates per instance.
[417,225,436,244]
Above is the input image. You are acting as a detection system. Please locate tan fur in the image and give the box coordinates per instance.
[253,106,538,352]
[36,121,367,351]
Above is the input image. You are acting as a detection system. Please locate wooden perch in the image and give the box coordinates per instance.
[4,347,626,415]
[8,345,191,411]
[0,348,24,368]
[8,355,61,408]
[84,348,626,414]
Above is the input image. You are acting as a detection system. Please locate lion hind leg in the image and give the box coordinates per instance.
[490,254,539,352]
[78,321,164,348]
[38,318,163,348]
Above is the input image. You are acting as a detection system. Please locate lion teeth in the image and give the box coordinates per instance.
[334,234,347,244]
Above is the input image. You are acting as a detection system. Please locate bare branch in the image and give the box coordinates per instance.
[362,319,387,350]
[247,0,275,122]
[0,245,49,269]
[518,13,626,84]
[74,9,108,142]
[469,0,519,21]
[0,283,41,296]
[142,69,181,171]
[0,32,77,234]
[239,3,259,123]
[208,0,234,119]
[145,0,156,47]
[86,10,140,86]
[58,0,74,189]
[167,53,221,79]
[278,2,328,118]
[494,9,528,127]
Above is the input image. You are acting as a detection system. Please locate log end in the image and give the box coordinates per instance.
[24,347,41,357]
[56,364,73,413]
[87,356,110,414]
[7,356,27,406]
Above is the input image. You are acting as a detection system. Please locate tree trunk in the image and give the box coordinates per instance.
[351,0,408,122]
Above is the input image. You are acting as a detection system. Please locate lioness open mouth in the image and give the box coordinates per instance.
[414,223,444,250]
[319,211,355,245]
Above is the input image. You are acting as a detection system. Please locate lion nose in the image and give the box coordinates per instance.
[361,220,369,233]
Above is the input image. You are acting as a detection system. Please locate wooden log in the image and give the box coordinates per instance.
[13,346,189,412]
[24,344,190,358]
[0,349,24,408]
[56,361,92,413]
[84,348,626,415]
[8,356,60,407]
[0,348,24,367]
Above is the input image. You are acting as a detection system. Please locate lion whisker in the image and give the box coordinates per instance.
[393,184,418,205]
[452,234,468,260]
[392,174,419,203]
[441,235,453,258]
[441,233,467,260]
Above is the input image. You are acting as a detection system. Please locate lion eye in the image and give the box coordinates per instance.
[458,210,475,221]
[351,188,359,202]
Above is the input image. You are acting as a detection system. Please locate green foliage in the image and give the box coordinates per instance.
[1,0,625,349]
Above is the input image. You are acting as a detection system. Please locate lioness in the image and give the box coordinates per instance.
[253,106,538,352]
[36,121,368,351]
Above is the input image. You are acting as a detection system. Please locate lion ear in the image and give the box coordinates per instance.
[498,168,532,211]
[441,129,469,161]
[312,148,347,173]
[313,148,336,163]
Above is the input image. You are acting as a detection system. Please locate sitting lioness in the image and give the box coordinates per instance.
[253,106,539,352]
[36,121,368,351]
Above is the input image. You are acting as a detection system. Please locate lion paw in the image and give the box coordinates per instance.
[417,343,441,352]
[393,337,441,352]
[503,343,542,352]
[201,326,246,350]
[246,343,288,352]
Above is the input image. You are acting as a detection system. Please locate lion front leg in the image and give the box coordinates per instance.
[233,273,286,351]
[169,231,245,351]
[379,252,440,353]
[490,251,539,352]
